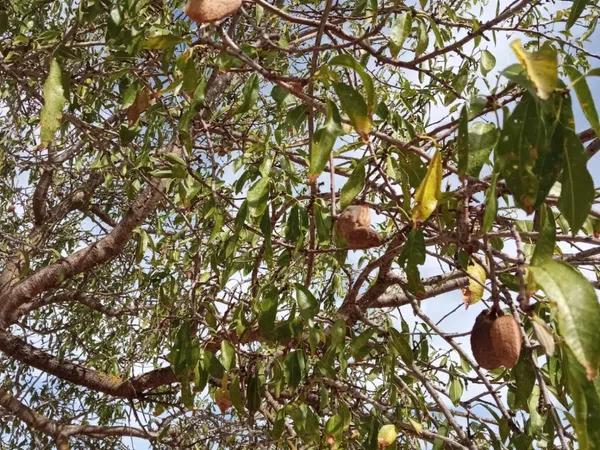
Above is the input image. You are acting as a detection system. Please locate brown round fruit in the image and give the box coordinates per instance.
[470,310,502,369]
[335,205,382,249]
[489,314,522,368]
[470,309,522,370]
[184,0,242,24]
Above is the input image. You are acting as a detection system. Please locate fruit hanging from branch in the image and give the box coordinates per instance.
[335,204,382,249]
[470,309,522,370]
[184,0,242,24]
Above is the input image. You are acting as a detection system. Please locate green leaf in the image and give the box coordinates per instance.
[467,122,497,177]
[513,349,536,410]
[566,0,590,30]
[143,33,184,50]
[308,101,343,183]
[258,288,278,338]
[399,229,426,296]
[457,106,469,177]
[530,260,600,380]
[564,348,600,449]
[480,49,496,75]
[339,160,366,210]
[557,125,594,233]
[482,172,498,233]
[246,370,261,414]
[399,229,426,267]
[388,328,413,364]
[40,58,66,146]
[495,94,548,213]
[333,82,372,139]
[390,13,412,53]
[285,350,306,388]
[566,65,600,138]
[237,74,259,115]
[229,375,245,416]
[220,340,235,371]
[329,54,376,111]
[415,19,428,56]
[330,319,347,349]
[247,176,269,215]
[412,151,442,224]
[448,377,463,406]
[510,40,558,100]
[531,204,556,264]
[295,284,319,320]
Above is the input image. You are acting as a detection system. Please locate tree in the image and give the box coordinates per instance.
[0,0,599,448]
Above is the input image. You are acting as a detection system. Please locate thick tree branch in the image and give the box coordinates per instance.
[0,162,178,326]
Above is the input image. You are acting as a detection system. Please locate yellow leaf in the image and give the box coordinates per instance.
[377,424,397,448]
[462,261,486,306]
[412,151,442,224]
[354,115,372,142]
[532,316,555,356]
[510,40,558,100]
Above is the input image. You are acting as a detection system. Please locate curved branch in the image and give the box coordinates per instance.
[0,163,177,326]
[0,388,154,444]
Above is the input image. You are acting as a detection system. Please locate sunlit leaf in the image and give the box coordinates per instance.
[480,49,496,75]
[40,58,66,145]
[309,101,343,183]
[566,65,600,138]
[510,40,558,100]
[329,54,376,111]
[530,260,600,380]
[556,123,594,233]
[333,82,372,140]
[412,151,442,224]
[566,0,591,29]
[390,13,412,53]
[339,160,366,210]
[462,261,486,306]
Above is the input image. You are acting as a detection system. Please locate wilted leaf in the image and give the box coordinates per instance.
[143,33,184,49]
[532,316,555,356]
[462,261,486,306]
[511,40,558,100]
[412,151,442,224]
[127,87,153,125]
